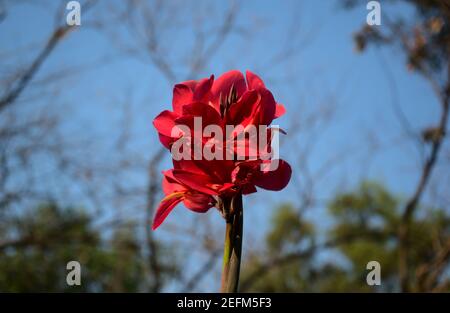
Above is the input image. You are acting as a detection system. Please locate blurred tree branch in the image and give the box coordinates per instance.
[0,1,97,112]
[399,60,450,291]
[348,0,450,292]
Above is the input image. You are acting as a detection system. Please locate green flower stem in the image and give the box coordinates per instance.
[220,193,243,293]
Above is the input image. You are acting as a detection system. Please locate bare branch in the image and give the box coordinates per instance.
[0,1,97,112]
[398,59,450,291]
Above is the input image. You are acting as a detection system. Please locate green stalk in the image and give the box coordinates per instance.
[220,193,243,293]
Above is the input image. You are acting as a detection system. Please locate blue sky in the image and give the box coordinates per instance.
[1,0,447,291]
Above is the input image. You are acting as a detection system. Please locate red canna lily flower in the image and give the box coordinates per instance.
[151,70,291,230]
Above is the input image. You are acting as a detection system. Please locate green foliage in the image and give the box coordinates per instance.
[242,182,450,292]
[266,204,315,254]
[0,203,147,292]
[241,204,316,292]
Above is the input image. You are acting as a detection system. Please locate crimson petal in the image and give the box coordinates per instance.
[210,70,247,111]
[172,169,219,195]
[256,88,277,125]
[254,159,292,191]
[181,101,223,126]
[172,84,194,114]
[153,110,178,136]
[162,173,186,195]
[225,90,260,128]
[246,70,266,89]
[152,194,184,230]
[193,75,214,102]
[183,193,214,213]
[274,103,286,119]
[153,110,179,148]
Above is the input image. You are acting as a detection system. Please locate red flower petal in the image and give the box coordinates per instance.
[193,75,214,102]
[172,169,219,195]
[183,193,214,213]
[173,159,204,172]
[162,173,186,195]
[226,88,276,127]
[158,133,174,149]
[152,193,184,230]
[153,110,178,137]
[254,159,292,191]
[173,159,233,184]
[181,101,223,127]
[172,84,194,114]
[274,103,286,119]
[210,70,247,110]
[246,70,266,89]
[256,88,277,125]
[225,90,260,129]
[153,110,180,148]
[231,159,257,178]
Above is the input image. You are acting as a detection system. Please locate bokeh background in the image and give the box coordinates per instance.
[0,0,449,292]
